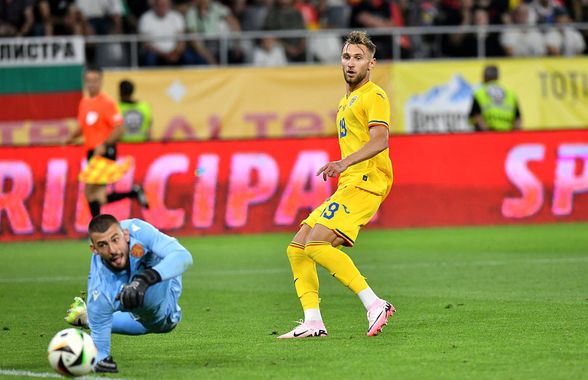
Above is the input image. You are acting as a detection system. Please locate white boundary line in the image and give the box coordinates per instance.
[0,369,127,380]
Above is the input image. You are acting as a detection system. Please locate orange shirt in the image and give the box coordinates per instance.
[78,92,124,150]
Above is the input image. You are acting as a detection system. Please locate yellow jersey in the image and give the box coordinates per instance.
[336,81,393,197]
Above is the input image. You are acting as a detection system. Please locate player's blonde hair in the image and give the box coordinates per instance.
[344,31,376,57]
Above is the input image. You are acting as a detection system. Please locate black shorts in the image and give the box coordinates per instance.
[87,144,117,161]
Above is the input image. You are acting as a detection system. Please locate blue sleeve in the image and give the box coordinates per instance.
[125,219,193,281]
[87,286,115,362]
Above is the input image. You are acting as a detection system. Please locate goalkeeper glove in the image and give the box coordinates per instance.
[117,268,161,309]
[94,355,118,373]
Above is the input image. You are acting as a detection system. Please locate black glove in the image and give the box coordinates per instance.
[94,355,118,373]
[117,268,161,309]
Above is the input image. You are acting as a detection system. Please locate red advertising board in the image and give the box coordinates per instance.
[1,130,587,241]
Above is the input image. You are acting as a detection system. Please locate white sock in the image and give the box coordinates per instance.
[358,287,379,310]
[304,308,323,322]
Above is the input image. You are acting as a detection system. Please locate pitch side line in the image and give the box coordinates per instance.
[0,256,586,283]
[0,369,127,379]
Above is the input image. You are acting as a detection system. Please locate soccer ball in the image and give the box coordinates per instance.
[47,328,97,377]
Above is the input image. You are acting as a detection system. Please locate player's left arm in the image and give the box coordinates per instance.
[127,219,193,280]
[117,219,193,309]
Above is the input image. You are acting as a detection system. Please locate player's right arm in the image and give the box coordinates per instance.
[87,290,114,362]
[87,259,116,363]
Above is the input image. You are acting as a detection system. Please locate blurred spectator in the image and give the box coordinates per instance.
[307,0,344,63]
[185,0,244,64]
[469,64,522,132]
[118,79,153,143]
[295,0,319,29]
[544,8,586,55]
[438,0,474,57]
[349,0,396,59]
[459,7,504,57]
[76,0,123,35]
[0,0,34,36]
[263,0,307,62]
[173,0,193,15]
[562,0,588,45]
[500,4,547,56]
[122,0,151,34]
[403,0,441,58]
[528,0,566,25]
[35,0,83,36]
[252,36,288,66]
[138,0,202,66]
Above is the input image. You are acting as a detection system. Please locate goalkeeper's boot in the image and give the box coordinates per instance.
[64,296,89,329]
[278,320,328,339]
[366,299,395,336]
[133,185,150,209]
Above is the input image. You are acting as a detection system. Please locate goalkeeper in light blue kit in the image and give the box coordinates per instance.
[64,214,193,373]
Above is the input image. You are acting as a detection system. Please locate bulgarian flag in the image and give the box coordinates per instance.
[0,36,84,122]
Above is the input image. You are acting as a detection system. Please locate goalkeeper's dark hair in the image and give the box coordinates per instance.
[344,31,376,58]
[89,214,120,235]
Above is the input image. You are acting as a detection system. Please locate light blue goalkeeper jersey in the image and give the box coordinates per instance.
[86,219,193,361]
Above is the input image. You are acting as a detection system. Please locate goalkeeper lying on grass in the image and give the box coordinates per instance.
[65,214,193,373]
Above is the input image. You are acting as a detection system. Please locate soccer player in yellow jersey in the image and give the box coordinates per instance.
[279,31,395,339]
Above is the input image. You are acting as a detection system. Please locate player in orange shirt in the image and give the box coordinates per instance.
[66,65,149,217]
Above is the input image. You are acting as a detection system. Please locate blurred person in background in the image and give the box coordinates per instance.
[65,65,149,217]
[118,79,153,143]
[185,0,245,64]
[528,0,567,25]
[252,35,288,66]
[500,3,547,56]
[139,0,200,66]
[263,0,307,62]
[349,0,396,60]
[122,0,151,34]
[544,8,586,55]
[0,0,34,36]
[35,0,84,36]
[76,0,123,35]
[469,64,522,132]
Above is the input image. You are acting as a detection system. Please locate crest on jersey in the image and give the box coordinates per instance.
[348,96,358,108]
[86,111,98,126]
[131,243,144,258]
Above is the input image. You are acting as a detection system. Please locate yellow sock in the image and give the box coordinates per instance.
[305,241,369,294]
[286,242,320,309]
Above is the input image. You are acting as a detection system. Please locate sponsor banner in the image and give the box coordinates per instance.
[1,130,587,241]
[3,57,588,144]
[393,57,588,133]
[0,36,85,66]
[100,65,392,141]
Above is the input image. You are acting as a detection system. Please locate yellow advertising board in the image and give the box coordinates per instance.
[391,57,588,133]
[1,57,585,146]
[103,65,391,141]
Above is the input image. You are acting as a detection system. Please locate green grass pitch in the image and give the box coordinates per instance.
[0,223,587,379]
